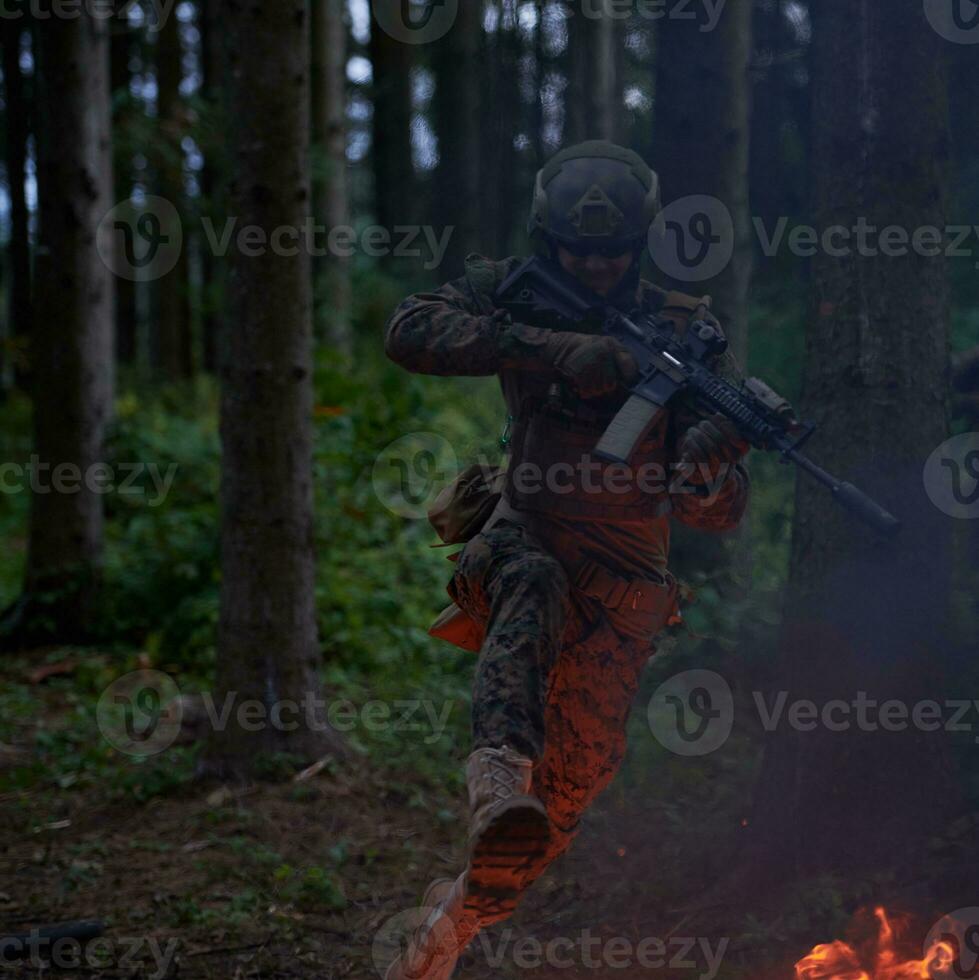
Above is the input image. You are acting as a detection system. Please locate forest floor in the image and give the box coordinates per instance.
[0,648,970,980]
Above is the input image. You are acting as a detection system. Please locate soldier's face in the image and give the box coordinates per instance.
[556,245,635,296]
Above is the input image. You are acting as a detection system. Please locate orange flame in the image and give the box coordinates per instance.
[794,907,955,980]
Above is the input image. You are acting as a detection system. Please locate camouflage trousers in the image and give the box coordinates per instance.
[447,517,653,884]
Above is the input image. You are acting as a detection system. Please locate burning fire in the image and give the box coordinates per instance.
[794,907,955,979]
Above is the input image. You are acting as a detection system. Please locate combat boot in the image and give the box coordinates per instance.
[384,872,481,980]
[465,744,551,919]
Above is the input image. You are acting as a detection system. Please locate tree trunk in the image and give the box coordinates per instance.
[110,1,138,367]
[2,9,114,646]
[204,0,344,777]
[652,2,754,594]
[652,2,753,357]
[431,0,481,277]
[199,0,224,375]
[565,0,621,145]
[368,0,413,234]
[311,0,352,353]
[155,6,192,378]
[1,17,31,392]
[532,0,547,168]
[479,1,520,257]
[749,0,955,879]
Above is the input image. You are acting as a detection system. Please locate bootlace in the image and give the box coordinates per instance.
[482,747,529,804]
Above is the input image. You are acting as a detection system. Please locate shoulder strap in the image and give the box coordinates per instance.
[658,290,713,336]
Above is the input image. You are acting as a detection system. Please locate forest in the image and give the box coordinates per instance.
[1,0,979,977]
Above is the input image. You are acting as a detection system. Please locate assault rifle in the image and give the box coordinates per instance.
[495,256,901,537]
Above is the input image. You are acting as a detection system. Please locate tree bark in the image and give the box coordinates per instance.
[199,0,224,375]
[110,0,138,367]
[368,0,413,234]
[311,0,352,352]
[652,3,754,593]
[3,9,115,646]
[431,0,481,277]
[155,5,192,378]
[749,0,955,878]
[479,1,520,257]
[1,16,31,392]
[565,0,621,145]
[652,2,753,357]
[204,0,343,777]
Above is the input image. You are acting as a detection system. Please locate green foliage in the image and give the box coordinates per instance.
[98,382,222,668]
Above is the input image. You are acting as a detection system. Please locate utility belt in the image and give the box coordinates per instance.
[427,522,681,653]
[425,391,683,652]
[572,550,679,625]
[427,491,682,652]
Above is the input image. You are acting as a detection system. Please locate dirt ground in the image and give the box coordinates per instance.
[0,748,812,980]
[1,656,960,980]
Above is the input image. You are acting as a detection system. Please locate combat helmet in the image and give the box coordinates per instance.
[528,140,661,256]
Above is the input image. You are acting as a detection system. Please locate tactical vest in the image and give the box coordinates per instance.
[465,252,715,525]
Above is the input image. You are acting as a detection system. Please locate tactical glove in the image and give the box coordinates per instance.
[676,413,750,484]
[542,332,640,399]
[496,317,639,399]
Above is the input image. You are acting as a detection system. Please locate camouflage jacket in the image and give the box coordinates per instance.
[384,253,750,581]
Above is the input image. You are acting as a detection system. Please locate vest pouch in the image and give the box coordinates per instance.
[427,462,506,545]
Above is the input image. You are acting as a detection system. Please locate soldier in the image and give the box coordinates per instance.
[382,140,750,979]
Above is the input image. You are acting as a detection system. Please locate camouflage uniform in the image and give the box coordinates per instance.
[384,251,750,897]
